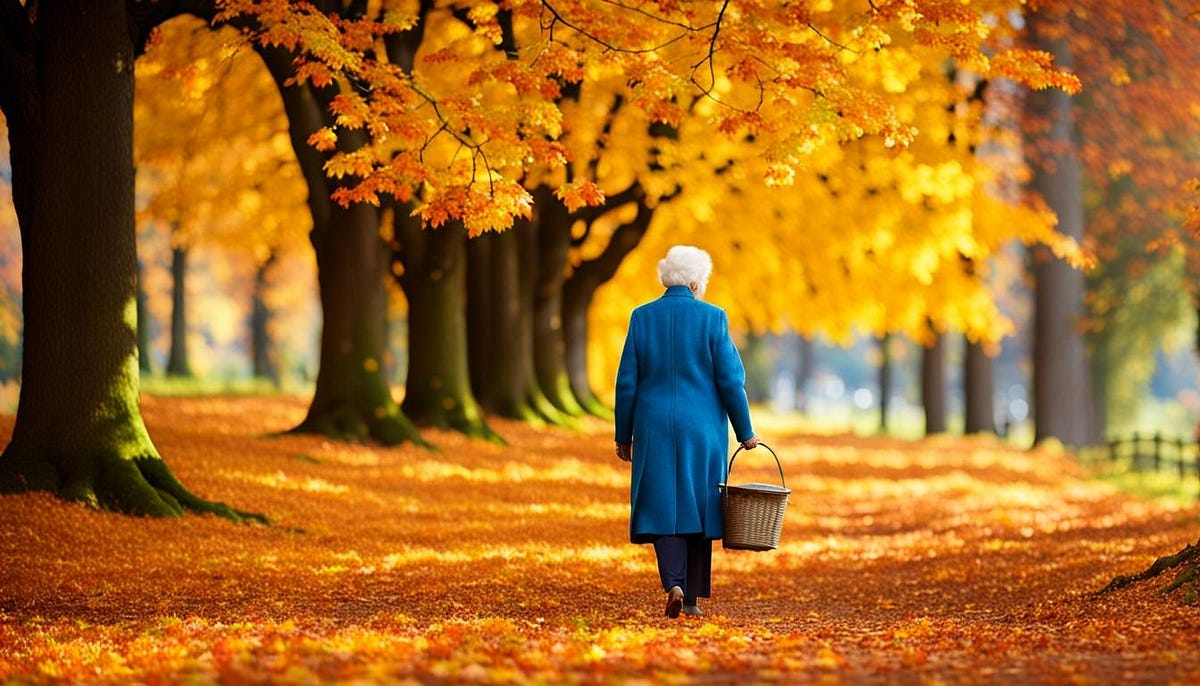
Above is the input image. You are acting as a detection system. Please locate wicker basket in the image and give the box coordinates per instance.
[719,442,790,551]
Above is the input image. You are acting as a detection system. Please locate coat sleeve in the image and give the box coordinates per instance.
[614,312,639,444]
[712,309,754,442]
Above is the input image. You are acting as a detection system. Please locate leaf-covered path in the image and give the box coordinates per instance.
[1,397,1197,684]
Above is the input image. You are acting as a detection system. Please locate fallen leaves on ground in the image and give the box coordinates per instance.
[0,396,1198,684]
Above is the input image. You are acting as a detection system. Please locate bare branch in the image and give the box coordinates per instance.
[540,0,699,54]
[596,0,717,33]
[808,23,859,54]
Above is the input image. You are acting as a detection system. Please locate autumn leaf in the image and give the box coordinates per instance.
[554,178,605,213]
[0,398,1198,683]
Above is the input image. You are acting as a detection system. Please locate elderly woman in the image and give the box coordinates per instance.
[614,245,758,619]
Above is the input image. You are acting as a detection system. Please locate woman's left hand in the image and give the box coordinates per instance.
[740,435,759,450]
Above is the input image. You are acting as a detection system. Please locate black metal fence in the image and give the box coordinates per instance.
[1080,433,1200,499]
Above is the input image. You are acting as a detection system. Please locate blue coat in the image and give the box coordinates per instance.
[614,285,754,543]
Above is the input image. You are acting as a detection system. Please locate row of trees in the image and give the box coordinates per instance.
[0,0,1196,518]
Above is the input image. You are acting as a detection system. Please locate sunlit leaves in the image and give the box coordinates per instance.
[989,49,1082,94]
[0,398,1198,683]
[210,0,1081,232]
[554,178,605,212]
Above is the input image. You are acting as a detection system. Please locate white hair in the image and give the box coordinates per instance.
[657,245,712,297]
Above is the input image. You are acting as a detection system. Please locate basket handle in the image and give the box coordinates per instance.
[727,442,785,488]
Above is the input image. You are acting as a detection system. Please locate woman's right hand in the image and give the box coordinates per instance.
[740,435,759,450]
[616,442,633,462]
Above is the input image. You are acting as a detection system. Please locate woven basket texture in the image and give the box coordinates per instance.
[721,484,788,551]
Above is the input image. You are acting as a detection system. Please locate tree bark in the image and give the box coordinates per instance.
[467,226,532,419]
[878,334,892,433]
[136,258,154,374]
[256,43,423,446]
[166,245,191,377]
[532,186,586,417]
[921,332,947,435]
[292,201,423,444]
[251,253,278,384]
[0,0,255,519]
[395,214,498,439]
[963,338,996,434]
[466,223,564,424]
[796,334,815,414]
[1026,8,1097,448]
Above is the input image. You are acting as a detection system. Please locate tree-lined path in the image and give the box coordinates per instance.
[1,396,1197,683]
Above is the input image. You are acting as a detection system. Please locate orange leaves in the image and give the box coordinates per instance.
[554,179,605,213]
[1187,178,1200,236]
[307,127,338,152]
[412,179,534,235]
[988,48,1083,95]
[3,399,1200,682]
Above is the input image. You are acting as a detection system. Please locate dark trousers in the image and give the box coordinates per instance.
[653,534,712,603]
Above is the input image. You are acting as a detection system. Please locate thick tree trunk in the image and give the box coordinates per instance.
[257,44,423,446]
[532,187,585,417]
[1027,9,1096,448]
[921,332,947,435]
[396,215,498,440]
[166,245,191,377]
[0,0,255,519]
[466,224,563,424]
[293,202,422,444]
[251,254,277,384]
[963,338,996,435]
[561,198,654,419]
[467,227,533,420]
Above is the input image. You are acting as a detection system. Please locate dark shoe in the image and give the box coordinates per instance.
[682,603,703,616]
[665,586,684,618]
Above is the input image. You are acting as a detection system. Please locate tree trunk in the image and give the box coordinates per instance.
[878,334,892,433]
[136,258,153,374]
[0,0,255,519]
[1089,342,1110,442]
[251,253,278,384]
[796,334,815,414]
[292,202,422,444]
[532,186,586,417]
[921,332,947,435]
[561,198,655,419]
[963,338,996,435]
[256,44,423,446]
[1027,8,1096,448]
[166,245,191,377]
[396,215,498,440]
[467,226,536,421]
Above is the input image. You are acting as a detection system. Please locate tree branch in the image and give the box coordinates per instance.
[540,0,702,54]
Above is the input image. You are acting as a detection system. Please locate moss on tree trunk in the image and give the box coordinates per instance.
[396,216,499,441]
[467,223,574,427]
[293,202,424,446]
[0,0,260,520]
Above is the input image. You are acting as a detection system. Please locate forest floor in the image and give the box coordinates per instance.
[1,396,1198,684]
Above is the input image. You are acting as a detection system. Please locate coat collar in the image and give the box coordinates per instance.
[662,285,695,299]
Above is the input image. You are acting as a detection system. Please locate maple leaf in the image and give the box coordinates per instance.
[554,179,605,212]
